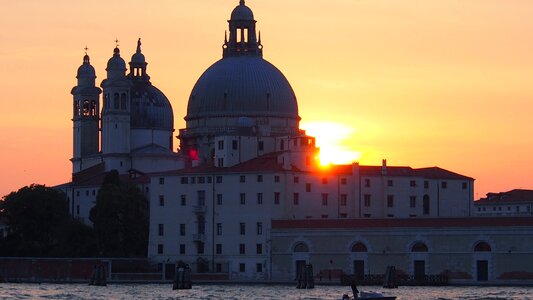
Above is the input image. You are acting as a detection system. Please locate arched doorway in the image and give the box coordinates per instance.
[474,241,491,281]
[292,242,310,280]
[411,242,428,281]
[351,242,368,280]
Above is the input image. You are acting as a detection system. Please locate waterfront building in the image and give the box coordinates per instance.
[57,1,533,284]
[474,189,533,217]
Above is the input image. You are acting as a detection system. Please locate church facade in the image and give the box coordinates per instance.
[61,1,533,284]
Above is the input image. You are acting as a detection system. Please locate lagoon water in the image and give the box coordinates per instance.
[0,284,532,300]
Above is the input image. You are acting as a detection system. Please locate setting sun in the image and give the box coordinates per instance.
[301,121,362,166]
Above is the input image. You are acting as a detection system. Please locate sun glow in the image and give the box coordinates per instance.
[301,121,361,166]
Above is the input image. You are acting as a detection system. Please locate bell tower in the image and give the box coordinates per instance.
[71,50,102,173]
[100,42,132,173]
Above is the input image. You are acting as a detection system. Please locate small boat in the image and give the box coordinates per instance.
[341,291,397,300]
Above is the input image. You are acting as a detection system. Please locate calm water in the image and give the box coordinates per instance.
[0,284,532,300]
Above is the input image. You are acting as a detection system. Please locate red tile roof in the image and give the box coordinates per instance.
[359,166,473,180]
[476,189,533,204]
[69,164,150,187]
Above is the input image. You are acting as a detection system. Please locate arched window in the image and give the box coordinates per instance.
[351,242,368,252]
[113,93,120,109]
[90,100,96,116]
[474,242,491,252]
[423,195,430,215]
[411,242,428,252]
[120,93,127,110]
[83,100,89,116]
[293,242,309,253]
[74,101,80,116]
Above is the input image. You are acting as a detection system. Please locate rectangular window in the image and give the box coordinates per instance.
[410,196,416,208]
[364,178,371,187]
[257,222,263,235]
[321,214,328,219]
[217,158,224,167]
[239,263,246,272]
[306,183,311,192]
[159,195,165,206]
[181,177,189,184]
[274,175,280,183]
[240,223,246,235]
[364,194,371,207]
[387,195,394,207]
[256,263,263,273]
[387,179,393,187]
[232,140,238,150]
[180,195,186,206]
[240,193,246,205]
[218,140,224,150]
[191,177,196,184]
[216,176,223,183]
[257,193,263,204]
[424,180,429,189]
[340,213,347,218]
[441,181,447,189]
[274,192,280,204]
[240,175,246,183]
[257,175,263,182]
[216,244,222,254]
[197,190,206,206]
[341,178,347,185]
[216,264,222,273]
[462,182,468,189]
[180,224,186,236]
[410,180,417,187]
[293,193,299,205]
[157,244,164,254]
[86,190,89,196]
[158,224,164,236]
[207,176,212,184]
[217,194,223,205]
[159,177,165,185]
[258,141,264,151]
[340,194,347,206]
[322,177,328,184]
[322,193,328,206]
[293,176,299,183]
[76,205,80,216]
[197,242,204,254]
[239,243,246,254]
[256,243,263,254]
[217,223,222,235]
[198,176,205,184]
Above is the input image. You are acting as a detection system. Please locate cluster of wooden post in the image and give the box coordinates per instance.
[172,264,192,290]
[296,264,314,289]
[89,262,107,286]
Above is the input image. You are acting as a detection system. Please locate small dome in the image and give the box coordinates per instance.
[130,81,174,131]
[186,56,298,120]
[106,47,127,72]
[131,52,146,64]
[231,1,254,21]
[77,55,96,78]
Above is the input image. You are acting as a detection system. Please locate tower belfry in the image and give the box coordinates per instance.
[223,0,262,58]
[71,50,102,173]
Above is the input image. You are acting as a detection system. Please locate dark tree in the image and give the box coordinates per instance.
[90,170,149,257]
[0,184,96,257]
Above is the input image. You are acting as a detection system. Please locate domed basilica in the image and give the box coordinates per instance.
[71,0,305,177]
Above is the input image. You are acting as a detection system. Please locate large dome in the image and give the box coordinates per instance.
[131,81,173,130]
[186,56,299,121]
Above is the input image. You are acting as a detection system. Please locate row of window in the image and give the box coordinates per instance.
[74,189,98,197]
[156,243,265,257]
[158,222,264,237]
[365,179,468,190]
[159,176,350,186]
[363,194,431,213]
[477,206,530,212]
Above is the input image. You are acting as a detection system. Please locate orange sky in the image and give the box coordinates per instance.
[1,0,532,199]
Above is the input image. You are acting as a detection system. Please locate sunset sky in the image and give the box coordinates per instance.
[1,0,532,199]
